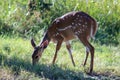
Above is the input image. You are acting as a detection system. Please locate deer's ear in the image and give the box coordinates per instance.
[31,38,36,48]
[41,40,49,48]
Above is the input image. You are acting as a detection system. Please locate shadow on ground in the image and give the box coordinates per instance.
[0,53,120,80]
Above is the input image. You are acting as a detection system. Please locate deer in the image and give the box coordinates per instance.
[31,11,98,74]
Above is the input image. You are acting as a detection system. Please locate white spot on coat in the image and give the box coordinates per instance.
[85,22,87,25]
[78,23,81,26]
[72,22,74,25]
[83,25,85,27]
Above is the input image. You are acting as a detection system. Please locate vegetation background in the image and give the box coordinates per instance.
[0,0,120,80]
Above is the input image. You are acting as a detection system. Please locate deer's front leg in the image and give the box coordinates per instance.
[66,41,75,66]
[52,37,63,64]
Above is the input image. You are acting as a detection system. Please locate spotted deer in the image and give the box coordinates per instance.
[31,11,98,73]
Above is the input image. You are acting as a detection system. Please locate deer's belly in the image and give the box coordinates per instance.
[60,30,77,41]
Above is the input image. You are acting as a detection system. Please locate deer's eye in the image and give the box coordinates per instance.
[35,56,38,59]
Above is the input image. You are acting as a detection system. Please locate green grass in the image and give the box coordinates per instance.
[0,0,120,79]
[0,36,120,80]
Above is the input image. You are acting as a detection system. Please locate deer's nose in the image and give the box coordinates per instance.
[32,60,37,66]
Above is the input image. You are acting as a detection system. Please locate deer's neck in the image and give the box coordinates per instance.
[39,31,50,48]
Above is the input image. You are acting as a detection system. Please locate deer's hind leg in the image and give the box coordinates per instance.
[83,48,89,66]
[77,36,94,74]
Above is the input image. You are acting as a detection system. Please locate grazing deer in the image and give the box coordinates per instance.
[31,11,98,73]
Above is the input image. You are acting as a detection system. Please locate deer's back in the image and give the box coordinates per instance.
[49,11,97,42]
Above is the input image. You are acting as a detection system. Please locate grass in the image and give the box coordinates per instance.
[0,0,120,79]
[0,36,120,80]
[0,0,120,44]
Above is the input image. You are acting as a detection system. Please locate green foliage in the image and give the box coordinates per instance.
[0,0,120,45]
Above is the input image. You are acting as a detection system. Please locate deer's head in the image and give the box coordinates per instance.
[31,38,48,65]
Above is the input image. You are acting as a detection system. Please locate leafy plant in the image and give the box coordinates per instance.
[0,0,120,45]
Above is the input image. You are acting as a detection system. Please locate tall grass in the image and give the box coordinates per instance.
[0,0,120,45]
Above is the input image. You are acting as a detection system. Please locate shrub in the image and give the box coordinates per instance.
[0,0,120,45]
